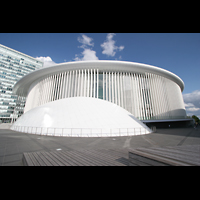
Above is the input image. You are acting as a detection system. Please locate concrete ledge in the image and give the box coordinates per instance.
[0,123,12,129]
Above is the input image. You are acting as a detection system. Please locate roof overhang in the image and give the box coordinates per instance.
[13,60,185,96]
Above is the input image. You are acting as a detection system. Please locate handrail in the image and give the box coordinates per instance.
[11,125,151,137]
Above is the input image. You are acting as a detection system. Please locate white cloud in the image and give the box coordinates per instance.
[101,33,125,57]
[183,90,200,118]
[74,34,98,61]
[36,56,56,68]
[77,34,94,47]
[74,49,98,61]
[118,46,125,51]
[184,103,195,107]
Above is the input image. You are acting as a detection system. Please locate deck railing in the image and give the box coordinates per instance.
[11,126,152,137]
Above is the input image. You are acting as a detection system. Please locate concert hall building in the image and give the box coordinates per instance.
[11,60,188,137]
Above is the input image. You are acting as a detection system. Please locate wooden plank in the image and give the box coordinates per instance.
[80,150,121,166]
[57,151,84,166]
[36,152,53,166]
[40,151,59,166]
[46,152,66,166]
[32,152,47,166]
[167,145,200,154]
[138,147,199,166]
[52,151,76,166]
[147,147,200,158]
[43,152,61,166]
[129,149,191,166]
[28,152,40,166]
[99,149,129,165]
[93,149,128,166]
[23,153,34,166]
[60,150,95,166]
[82,149,126,166]
[64,150,104,166]
[129,152,168,166]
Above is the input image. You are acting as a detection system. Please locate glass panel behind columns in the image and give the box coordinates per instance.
[98,72,103,100]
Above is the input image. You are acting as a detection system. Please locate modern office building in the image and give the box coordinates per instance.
[0,44,43,123]
[11,60,188,137]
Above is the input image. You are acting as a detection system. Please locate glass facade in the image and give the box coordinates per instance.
[0,44,43,123]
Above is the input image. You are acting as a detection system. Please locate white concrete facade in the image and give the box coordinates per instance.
[11,97,152,137]
[11,60,186,137]
[15,61,186,120]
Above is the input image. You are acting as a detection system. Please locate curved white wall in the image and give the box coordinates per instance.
[11,97,152,137]
[24,69,186,120]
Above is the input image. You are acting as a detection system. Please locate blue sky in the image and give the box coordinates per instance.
[0,33,200,117]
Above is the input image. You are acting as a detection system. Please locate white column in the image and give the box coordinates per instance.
[90,69,93,97]
[97,69,99,99]
[109,72,111,102]
[112,72,114,103]
[143,74,149,119]
[62,72,66,99]
[120,72,123,107]
[52,75,56,101]
[68,71,72,97]
[152,74,158,119]
[47,76,51,103]
[117,72,120,107]
[135,74,141,119]
[138,74,145,120]
[84,69,87,97]
[44,76,49,104]
[106,72,108,101]
[70,70,74,97]
[65,72,69,98]
[80,70,83,96]
[132,73,137,118]
[56,73,61,100]
[154,74,160,119]
[123,73,127,110]
[49,75,53,101]
[142,75,147,120]
[114,72,117,105]
[149,73,156,119]
[74,70,77,97]
[53,74,58,101]
[60,72,64,99]
[77,70,81,97]
[103,71,105,100]
[93,69,96,98]
[87,69,90,97]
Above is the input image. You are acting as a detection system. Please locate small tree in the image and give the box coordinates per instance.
[192,115,200,123]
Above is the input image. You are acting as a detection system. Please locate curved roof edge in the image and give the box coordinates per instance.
[13,60,184,96]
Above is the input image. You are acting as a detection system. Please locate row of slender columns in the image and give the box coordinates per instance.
[24,69,185,120]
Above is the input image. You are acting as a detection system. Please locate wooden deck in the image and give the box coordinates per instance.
[129,145,200,166]
[23,145,200,166]
[23,149,129,166]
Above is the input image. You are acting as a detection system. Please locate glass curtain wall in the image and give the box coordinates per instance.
[0,44,43,122]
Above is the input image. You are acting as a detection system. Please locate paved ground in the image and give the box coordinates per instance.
[0,127,200,166]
